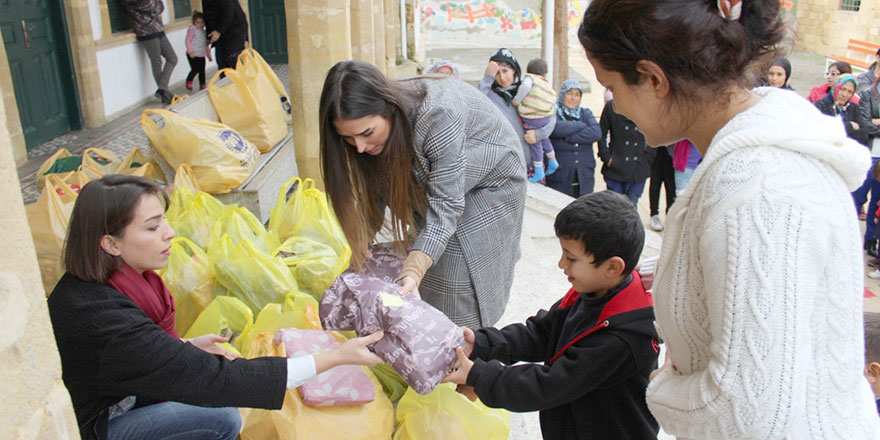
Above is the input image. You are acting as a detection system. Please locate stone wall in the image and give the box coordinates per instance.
[795,0,880,58]
[0,69,79,439]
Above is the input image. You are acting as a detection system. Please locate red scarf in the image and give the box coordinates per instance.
[107,263,178,338]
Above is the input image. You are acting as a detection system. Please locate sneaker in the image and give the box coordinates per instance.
[200,84,207,91]
[869,268,880,279]
[186,81,193,91]
[649,215,664,232]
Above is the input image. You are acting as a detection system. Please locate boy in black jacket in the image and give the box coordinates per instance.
[443,190,660,439]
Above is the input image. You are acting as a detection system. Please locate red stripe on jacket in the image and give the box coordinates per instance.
[549,272,653,365]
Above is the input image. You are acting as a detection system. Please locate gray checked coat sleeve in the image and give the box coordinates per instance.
[405,77,527,328]
[411,105,468,260]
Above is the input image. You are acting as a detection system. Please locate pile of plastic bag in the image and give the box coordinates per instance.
[27,147,165,293]
[140,48,291,194]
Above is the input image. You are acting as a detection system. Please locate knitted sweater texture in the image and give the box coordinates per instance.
[647,87,880,439]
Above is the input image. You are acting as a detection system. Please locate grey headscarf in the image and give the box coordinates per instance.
[556,79,584,121]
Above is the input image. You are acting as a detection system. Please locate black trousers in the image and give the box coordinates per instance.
[215,35,246,70]
[649,148,676,216]
[186,56,206,87]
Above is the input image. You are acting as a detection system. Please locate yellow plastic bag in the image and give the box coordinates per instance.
[173,163,202,193]
[211,235,299,314]
[370,363,409,402]
[393,384,510,440]
[237,292,322,355]
[115,147,165,182]
[183,295,254,340]
[158,237,216,336]
[141,108,260,194]
[267,176,305,243]
[239,361,394,440]
[170,94,189,106]
[208,68,286,153]
[210,206,280,253]
[26,175,82,294]
[167,191,231,249]
[273,236,341,300]
[35,148,76,191]
[82,147,120,176]
[236,48,291,121]
[292,179,352,275]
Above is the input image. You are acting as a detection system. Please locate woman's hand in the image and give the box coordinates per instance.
[397,275,421,299]
[315,331,385,373]
[186,334,241,361]
[208,30,221,43]
[523,130,537,144]
[484,61,500,78]
[873,118,880,126]
[851,121,861,131]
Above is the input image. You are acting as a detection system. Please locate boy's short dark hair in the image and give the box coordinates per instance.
[526,58,548,75]
[554,191,644,273]
[865,312,880,364]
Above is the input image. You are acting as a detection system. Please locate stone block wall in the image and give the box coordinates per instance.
[0,71,79,439]
[795,0,880,58]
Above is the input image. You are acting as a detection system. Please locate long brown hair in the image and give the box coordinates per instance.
[64,174,169,283]
[319,60,427,269]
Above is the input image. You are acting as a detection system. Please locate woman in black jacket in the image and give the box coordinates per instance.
[814,74,869,146]
[546,79,602,197]
[598,99,657,205]
[48,175,383,440]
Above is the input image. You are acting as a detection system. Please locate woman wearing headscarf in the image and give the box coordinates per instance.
[545,79,601,197]
[479,48,555,176]
[425,60,459,76]
[809,61,857,104]
[766,57,794,90]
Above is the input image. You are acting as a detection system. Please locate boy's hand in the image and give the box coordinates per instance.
[456,384,478,402]
[461,326,475,357]
[442,347,474,385]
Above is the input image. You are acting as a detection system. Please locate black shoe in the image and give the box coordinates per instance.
[155,89,173,105]
[867,239,879,258]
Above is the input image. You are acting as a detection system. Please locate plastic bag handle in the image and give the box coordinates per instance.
[171,236,205,258]
[44,174,79,201]
[275,176,303,208]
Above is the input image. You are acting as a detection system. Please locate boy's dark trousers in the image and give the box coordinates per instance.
[186,56,206,88]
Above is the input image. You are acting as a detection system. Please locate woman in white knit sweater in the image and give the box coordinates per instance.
[580,0,879,438]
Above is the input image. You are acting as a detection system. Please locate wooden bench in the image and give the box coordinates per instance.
[143,80,299,222]
[826,38,880,73]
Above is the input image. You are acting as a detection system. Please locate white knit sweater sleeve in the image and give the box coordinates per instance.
[647,171,823,438]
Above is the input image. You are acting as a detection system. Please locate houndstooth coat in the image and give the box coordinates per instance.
[404,77,527,328]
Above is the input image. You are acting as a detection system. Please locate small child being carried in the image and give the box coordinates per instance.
[185,11,212,91]
[514,58,559,183]
[443,190,660,439]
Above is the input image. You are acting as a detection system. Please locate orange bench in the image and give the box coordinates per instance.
[826,38,880,73]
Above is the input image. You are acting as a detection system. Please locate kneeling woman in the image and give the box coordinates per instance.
[320,60,527,328]
[48,175,383,440]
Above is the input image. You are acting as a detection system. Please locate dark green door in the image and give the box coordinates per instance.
[0,0,80,149]
[250,0,287,63]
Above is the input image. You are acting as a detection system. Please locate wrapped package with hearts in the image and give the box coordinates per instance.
[319,273,463,395]
[273,329,375,406]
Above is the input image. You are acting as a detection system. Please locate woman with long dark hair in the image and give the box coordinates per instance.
[319,60,527,328]
[48,175,383,440]
[580,0,878,437]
